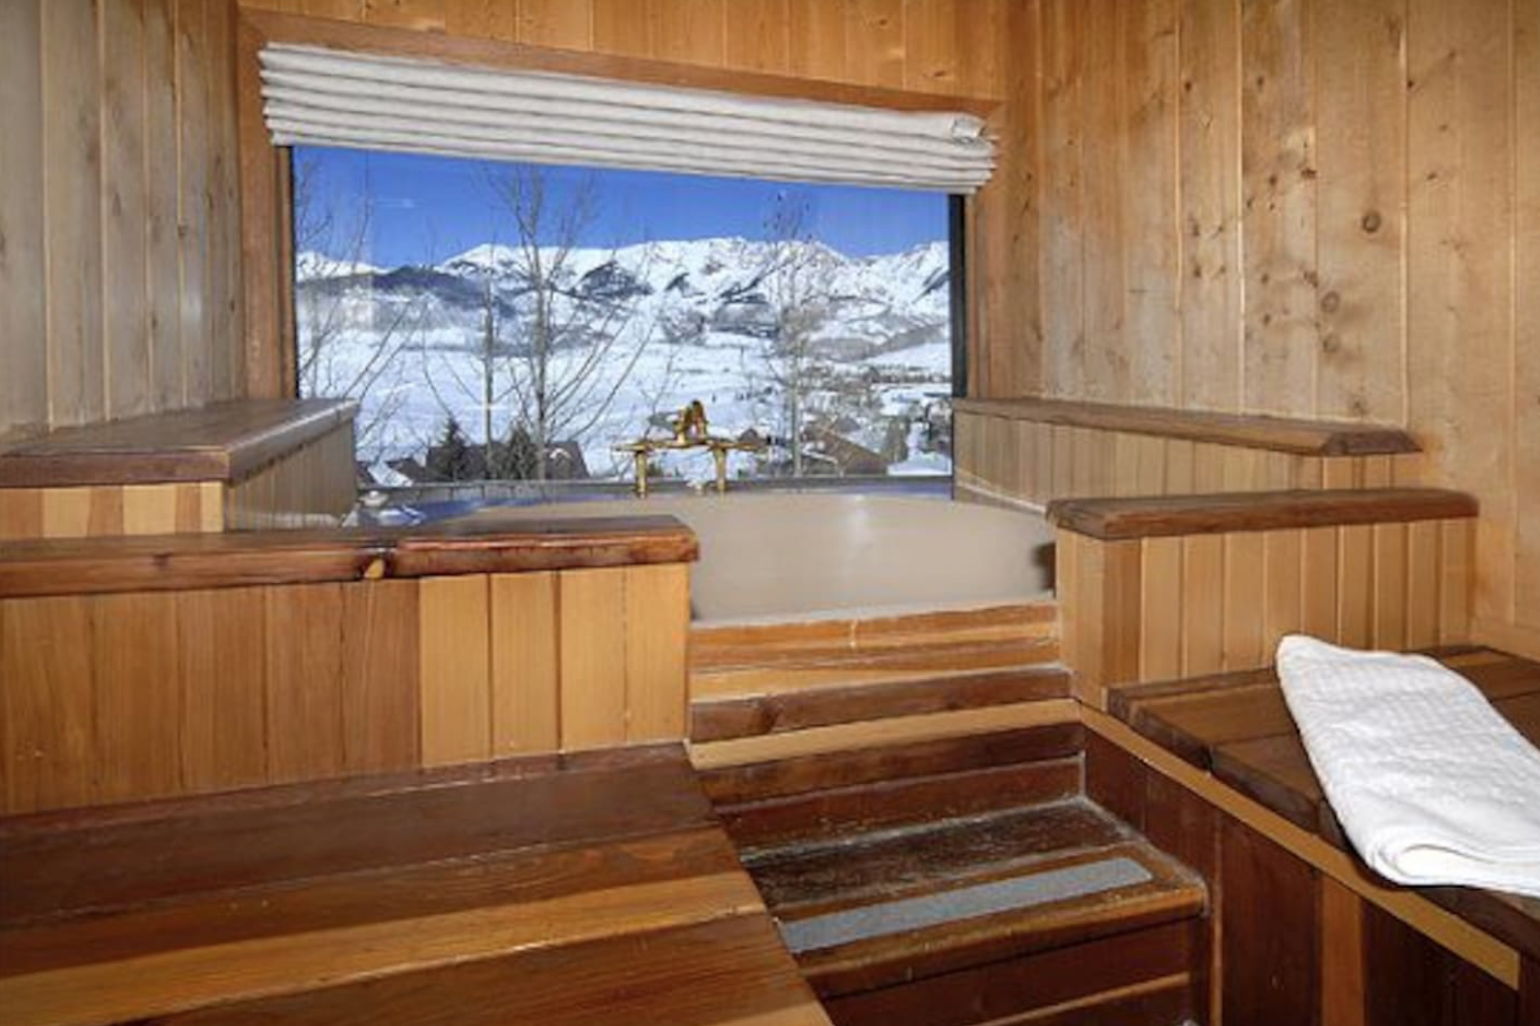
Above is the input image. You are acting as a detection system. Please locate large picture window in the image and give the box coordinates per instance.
[293,146,958,491]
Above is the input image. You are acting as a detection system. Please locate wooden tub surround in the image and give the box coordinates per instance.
[1088,647,1540,1023]
[0,516,697,814]
[0,399,359,538]
[0,744,832,1026]
[1051,488,1479,709]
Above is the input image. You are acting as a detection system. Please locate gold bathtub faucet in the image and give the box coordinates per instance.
[614,401,764,497]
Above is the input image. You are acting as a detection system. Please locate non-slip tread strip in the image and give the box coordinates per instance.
[777,855,1153,954]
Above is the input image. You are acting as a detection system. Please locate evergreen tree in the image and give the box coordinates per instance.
[426,416,478,481]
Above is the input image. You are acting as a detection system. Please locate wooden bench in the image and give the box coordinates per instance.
[1049,488,1479,708]
[0,745,831,1026]
[1094,649,1540,1023]
[0,398,357,538]
[0,517,697,815]
[953,395,1421,510]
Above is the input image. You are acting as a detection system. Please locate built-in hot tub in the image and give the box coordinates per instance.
[470,493,1056,623]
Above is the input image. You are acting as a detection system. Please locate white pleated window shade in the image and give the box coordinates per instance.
[259,44,995,193]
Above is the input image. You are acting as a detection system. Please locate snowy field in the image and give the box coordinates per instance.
[296,235,955,485]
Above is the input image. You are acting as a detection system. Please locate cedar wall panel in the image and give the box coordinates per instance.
[0,0,247,437]
[986,0,1539,656]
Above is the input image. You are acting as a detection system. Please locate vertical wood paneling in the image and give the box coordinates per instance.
[146,0,184,410]
[1314,0,1405,423]
[516,0,592,49]
[1263,528,1303,650]
[558,567,628,749]
[1408,0,1515,635]
[786,0,848,80]
[1120,0,1180,406]
[1240,0,1317,417]
[101,0,152,419]
[43,0,106,427]
[623,564,689,742]
[844,0,905,90]
[490,571,560,755]
[1516,0,1540,642]
[1178,0,1242,412]
[177,0,213,404]
[1337,525,1374,647]
[0,598,96,813]
[94,591,182,801]
[418,575,491,766]
[1141,536,1183,681]
[265,582,346,781]
[1039,0,1085,398]
[0,0,48,434]
[979,0,1531,648]
[725,0,790,74]
[1222,532,1266,669]
[1181,535,1224,675]
[179,587,267,791]
[340,579,419,773]
[2,0,245,436]
[0,561,693,814]
[1319,876,1368,1026]
[1372,523,1409,650]
[1079,0,1123,402]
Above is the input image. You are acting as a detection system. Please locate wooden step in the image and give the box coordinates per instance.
[690,603,1058,673]
[704,724,1084,850]
[691,664,1072,743]
[691,636,1062,702]
[740,797,1207,1023]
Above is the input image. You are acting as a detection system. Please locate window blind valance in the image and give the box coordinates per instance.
[258,44,996,194]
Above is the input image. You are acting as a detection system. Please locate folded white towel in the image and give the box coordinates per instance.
[1276,635,1540,898]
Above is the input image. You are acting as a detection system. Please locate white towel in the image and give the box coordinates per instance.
[1276,635,1540,898]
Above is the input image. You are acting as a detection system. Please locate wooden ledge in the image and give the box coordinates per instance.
[0,399,357,488]
[1046,488,1478,541]
[955,397,1419,457]
[0,516,698,598]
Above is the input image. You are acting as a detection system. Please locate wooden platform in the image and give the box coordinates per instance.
[955,397,1419,457]
[1047,487,1478,540]
[0,745,831,1026]
[0,399,356,487]
[703,725,1208,1026]
[1105,648,1540,967]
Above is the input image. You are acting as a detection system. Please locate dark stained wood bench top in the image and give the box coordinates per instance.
[1105,649,1540,963]
[0,515,699,598]
[0,398,357,487]
[0,744,831,1026]
[1047,488,1478,540]
[954,396,1420,456]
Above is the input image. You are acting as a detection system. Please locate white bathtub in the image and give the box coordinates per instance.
[471,493,1056,624]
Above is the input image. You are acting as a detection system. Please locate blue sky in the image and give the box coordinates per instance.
[294,145,950,267]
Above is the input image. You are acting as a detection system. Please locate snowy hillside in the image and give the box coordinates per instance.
[295,235,955,483]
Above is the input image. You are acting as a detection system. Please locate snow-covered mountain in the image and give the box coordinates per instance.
[295,236,955,483]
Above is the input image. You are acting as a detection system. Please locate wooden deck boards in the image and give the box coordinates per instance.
[0,744,830,1026]
[1104,648,1540,964]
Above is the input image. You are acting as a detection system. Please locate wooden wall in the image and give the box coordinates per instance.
[978,0,1539,655]
[0,562,689,814]
[0,0,247,438]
